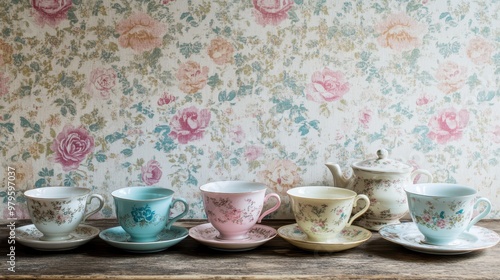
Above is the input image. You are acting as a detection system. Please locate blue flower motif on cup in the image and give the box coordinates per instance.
[131,204,156,223]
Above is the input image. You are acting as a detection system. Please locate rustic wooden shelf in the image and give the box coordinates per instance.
[1,219,499,279]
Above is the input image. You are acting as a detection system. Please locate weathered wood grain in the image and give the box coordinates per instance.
[1,219,499,279]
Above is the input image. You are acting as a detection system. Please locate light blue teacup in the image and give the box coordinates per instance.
[405,183,491,245]
[112,186,189,242]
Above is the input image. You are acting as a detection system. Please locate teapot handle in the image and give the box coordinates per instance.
[411,169,433,184]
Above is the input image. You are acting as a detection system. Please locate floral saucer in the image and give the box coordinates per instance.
[188,223,277,251]
[277,223,372,252]
[15,224,99,251]
[379,222,500,255]
[99,226,188,253]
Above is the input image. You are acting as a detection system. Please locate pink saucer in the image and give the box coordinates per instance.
[188,223,276,251]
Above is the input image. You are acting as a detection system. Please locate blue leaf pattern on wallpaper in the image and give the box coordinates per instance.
[0,0,499,219]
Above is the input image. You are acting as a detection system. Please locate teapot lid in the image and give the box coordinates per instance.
[352,149,412,173]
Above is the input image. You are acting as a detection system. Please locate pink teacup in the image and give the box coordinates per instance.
[200,181,281,240]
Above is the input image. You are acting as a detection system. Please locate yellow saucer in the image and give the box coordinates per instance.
[278,223,372,252]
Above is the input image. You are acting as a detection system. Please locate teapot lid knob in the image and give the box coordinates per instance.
[377,149,388,159]
[353,148,412,173]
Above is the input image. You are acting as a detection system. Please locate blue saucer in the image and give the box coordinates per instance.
[99,226,188,253]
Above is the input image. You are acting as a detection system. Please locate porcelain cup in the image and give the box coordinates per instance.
[112,186,189,242]
[287,186,370,242]
[24,186,105,241]
[405,183,492,245]
[200,181,281,240]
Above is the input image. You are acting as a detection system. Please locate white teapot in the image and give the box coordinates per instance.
[325,149,432,231]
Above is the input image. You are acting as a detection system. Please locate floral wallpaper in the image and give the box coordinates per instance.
[1,0,499,220]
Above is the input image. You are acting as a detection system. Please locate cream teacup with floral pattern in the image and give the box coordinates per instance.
[287,186,370,243]
[200,181,281,240]
[24,187,104,241]
[405,183,491,245]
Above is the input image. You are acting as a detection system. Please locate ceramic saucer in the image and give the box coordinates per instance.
[379,222,500,255]
[15,224,99,251]
[99,226,188,253]
[189,223,277,251]
[277,223,372,252]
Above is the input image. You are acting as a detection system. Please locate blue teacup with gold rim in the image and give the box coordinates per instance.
[112,187,189,242]
[405,183,491,245]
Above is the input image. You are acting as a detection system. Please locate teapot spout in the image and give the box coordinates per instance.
[325,162,351,189]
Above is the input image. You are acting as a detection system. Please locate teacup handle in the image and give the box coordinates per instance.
[411,169,433,183]
[346,194,370,227]
[257,193,281,223]
[83,194,105,222]
[466,197,491,231]
[165,198,189,230]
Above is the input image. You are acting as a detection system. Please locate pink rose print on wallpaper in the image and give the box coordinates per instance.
[207,37,234,65]
[157,92,176,106]
[375,13,427,52]
[306,67,350,103]
[31,0,72,27]
[416,94,433,106]
[466,37,494,65]
[435,61,467,94]
[169,106,211,144]
[359,108,373,129]
[141,160,163,186]
[229,125,245,143]
[252,0,294,26]
[492,126,500,144]
[87,68,117,99]
[116,12,167,52]
[245,146,263,162]
[427,107,469,144]
[257,159,301,193]
[50,125,95,172]
[176,60,209,94]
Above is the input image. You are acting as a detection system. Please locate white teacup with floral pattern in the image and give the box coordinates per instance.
[200,181,281,240]
[24,187,104,241]
[287,186,370,242]
[405,183,491,245]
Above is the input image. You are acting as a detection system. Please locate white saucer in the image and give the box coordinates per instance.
[379,222,500,255]
[189,223,277,251]
[99,226,188,253]
[15,224,99,251]
[277,223,372,252]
